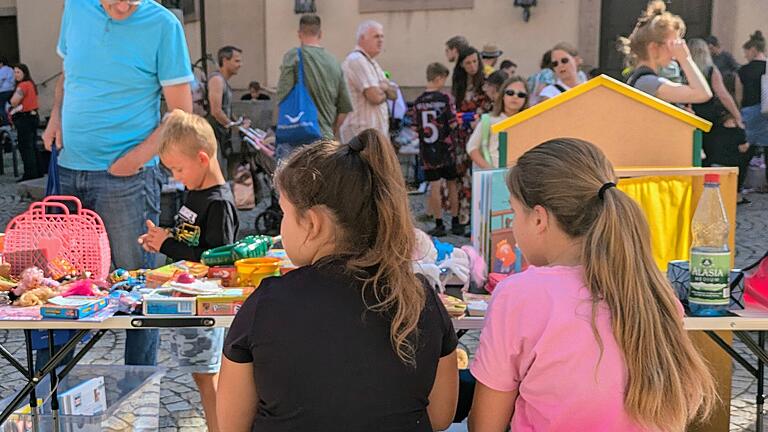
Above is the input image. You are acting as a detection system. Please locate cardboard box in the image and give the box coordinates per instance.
[41,297,109,320]
[197,289,247,316]
[142,293,197,316]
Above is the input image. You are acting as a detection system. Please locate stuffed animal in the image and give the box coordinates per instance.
[60,280,104,297]
[16,287,58,307]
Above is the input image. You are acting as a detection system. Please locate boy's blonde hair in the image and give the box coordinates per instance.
[159,109,217,158]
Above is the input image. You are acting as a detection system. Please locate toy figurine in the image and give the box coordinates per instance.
[201,235,281,266]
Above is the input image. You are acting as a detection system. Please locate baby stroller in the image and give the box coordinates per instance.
[237,122,283,236]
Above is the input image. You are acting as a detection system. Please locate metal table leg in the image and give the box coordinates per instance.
[758,332,765,432]
[24,330,39,431]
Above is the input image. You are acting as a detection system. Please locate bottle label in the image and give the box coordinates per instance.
[689,251,730,305]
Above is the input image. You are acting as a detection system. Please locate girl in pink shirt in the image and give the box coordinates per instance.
[469,138,717,431]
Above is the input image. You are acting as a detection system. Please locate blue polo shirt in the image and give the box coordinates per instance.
[57,0,193,171]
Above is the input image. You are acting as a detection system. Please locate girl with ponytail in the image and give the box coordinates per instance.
[469,138,716,431]
[618,0,712,104]
[218,129,459,431]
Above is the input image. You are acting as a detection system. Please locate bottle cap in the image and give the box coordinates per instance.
[704,173,720,184]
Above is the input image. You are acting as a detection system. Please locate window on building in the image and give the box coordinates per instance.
[358,0,473,13]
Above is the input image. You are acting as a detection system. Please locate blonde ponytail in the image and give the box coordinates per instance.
[617,0,686,66]
[506,138,717,430]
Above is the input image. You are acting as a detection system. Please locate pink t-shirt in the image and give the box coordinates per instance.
[471,265,649,432]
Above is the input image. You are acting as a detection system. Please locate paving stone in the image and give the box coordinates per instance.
[166,401,193,412]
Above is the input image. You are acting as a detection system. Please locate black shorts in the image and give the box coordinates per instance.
[423,165,458,182]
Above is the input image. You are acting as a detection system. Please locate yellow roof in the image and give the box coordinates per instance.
[491,74,713,133]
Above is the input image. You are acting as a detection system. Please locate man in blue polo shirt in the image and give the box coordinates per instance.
[43,0,194,365]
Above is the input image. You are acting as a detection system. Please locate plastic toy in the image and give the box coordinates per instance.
[60,280,103,297]
[12,267,59,297]
[171,223,201,247]
[108,290,143,314]
[201,235,280,266]
[109,269,146,292]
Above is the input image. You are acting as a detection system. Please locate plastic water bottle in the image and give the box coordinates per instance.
[688,174,731,316]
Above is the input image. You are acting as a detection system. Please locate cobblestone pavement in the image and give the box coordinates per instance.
[0,159,766,430]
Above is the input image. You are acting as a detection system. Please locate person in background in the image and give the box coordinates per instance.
[618,1,711,104]
[452,46,489,235]
[480,44,503,77]
[527,50,555,105]
[207,45,245,178]
[689,38,743,127]
[240,81,270,101]
[276,14,352,157]
[0,56,14,126]
[499,59,517,76]
[414,62,459,237]
[340,20,396,144]
[9,63,41,182]
[588,67,603,79]
[702,104,751,204]
[445,35,470,64]
[467,76,528,170]
[537,45,587,102]
[735,31,768,186]
[706,35,741,77]
[43,0,194,367]
[469,138,717,432]
[481,70,510,111]
[140,110,238,432]
[218,129,459,431]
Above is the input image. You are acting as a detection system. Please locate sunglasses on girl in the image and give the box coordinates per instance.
[550,57,570,68]
[504,89,528,98]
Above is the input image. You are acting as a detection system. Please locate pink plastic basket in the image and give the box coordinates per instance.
[3,196,111,279]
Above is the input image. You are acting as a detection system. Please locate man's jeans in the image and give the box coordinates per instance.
[54,165,163,365]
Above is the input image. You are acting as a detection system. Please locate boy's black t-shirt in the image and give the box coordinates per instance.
[414,90,456,170]
[160,184,239,261]
[224,258,458,432]
[703,125,748,167]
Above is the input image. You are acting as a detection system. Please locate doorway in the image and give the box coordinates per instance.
[0,15,19,65]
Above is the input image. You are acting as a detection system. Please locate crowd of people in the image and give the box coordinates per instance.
[0,0,765,430]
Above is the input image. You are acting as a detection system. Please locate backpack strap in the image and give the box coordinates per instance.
[627,66,657,87]
[297,47,305,86]
[554,84,567,93]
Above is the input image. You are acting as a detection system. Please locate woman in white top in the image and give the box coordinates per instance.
[466,76,529,169]
[538,45,586,102]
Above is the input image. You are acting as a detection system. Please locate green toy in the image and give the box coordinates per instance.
[201,235,280,266]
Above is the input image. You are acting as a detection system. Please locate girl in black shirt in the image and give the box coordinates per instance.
[218,129,459,432]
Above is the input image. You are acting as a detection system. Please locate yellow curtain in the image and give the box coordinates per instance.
[617,176,693,271]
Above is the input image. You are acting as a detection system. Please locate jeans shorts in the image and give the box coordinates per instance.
[171,327,225,374]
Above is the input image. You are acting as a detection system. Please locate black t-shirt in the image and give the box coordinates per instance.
[737,60,766,107]
[160,184,239,261]
[414,91,456,170]
[703,125,747,167]
[224,258,458,432]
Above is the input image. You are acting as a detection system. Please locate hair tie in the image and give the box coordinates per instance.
[598,182,616,200]
[348,136,366,153]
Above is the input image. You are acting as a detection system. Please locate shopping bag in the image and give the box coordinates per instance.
[761,71,768,118]
[233,162,255,210]
[275,47,322,145]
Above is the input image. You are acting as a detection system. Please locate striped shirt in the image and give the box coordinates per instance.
[340,47,389,143]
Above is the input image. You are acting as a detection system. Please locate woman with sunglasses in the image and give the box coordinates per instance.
[467,76,529,169]
[618,1,711,104]
[537,44,586,103]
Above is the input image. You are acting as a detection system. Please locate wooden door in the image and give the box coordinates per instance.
[0,16,19,65]
[599,0,713,79]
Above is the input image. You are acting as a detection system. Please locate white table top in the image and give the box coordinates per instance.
[0,315,764,331]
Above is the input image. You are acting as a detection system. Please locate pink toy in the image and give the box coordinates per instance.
[61,280,103,297]
[175,273,196,284]
[12,267,59,297]
[744,257,768,309]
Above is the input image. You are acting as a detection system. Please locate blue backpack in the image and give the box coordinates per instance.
[276,47,322,146]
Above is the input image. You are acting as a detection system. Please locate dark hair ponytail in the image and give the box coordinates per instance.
[274,129,425,366]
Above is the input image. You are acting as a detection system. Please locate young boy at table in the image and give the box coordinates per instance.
[217,129,459,431]
[139,109,238,432]
[468,138,717,431]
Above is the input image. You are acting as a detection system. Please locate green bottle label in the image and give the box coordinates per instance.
[689,251,730,305]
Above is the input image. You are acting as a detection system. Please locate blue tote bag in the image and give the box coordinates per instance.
[275,47,322,146]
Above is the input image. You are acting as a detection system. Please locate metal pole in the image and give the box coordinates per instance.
[199,0,208,79]
[24,331,39,431]
[758,332,765,432]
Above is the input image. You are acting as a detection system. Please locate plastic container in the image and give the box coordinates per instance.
[235,257,281,288]
[1,365,165,432]
[689,174,731,316]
